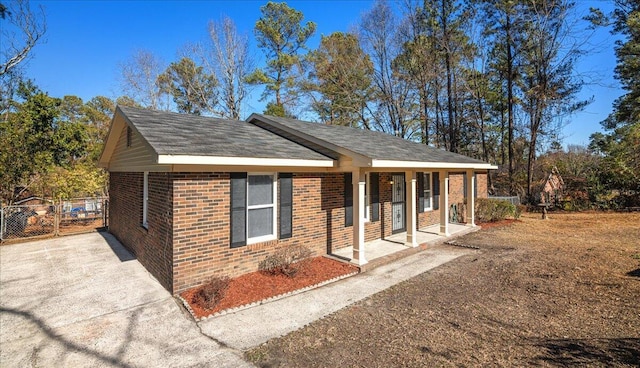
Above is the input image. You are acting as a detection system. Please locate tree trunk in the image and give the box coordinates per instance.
[527,125,538,201]
[506,12,516,194]
[420,91,429,145]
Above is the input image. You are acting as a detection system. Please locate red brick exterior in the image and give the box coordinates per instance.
[476,172,488,199]
[109,170,488,294]
[109,172,174,292]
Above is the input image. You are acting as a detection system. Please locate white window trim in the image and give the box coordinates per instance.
[142,171,149,229]
[423,172,433,212]
[364,173,370,222]
[246,173,277,244]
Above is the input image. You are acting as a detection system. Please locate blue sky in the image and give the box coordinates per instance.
[23,0,621,147]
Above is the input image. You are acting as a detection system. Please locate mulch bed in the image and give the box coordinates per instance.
[180,256,358,319]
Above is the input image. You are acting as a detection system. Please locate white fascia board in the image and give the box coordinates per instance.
[371,160,498,170]
[157,154,335,167]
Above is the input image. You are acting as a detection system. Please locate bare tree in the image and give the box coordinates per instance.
[520,0,590,198]
[204,16,254,120]
[0,0,46,76]
[359,0,418,139]
[118,49,167,110]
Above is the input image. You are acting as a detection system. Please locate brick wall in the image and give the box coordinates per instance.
[171,173,231,293]
[171,172,355,293]
[110,169,490,294]
[363,173,391,242]
[448,172,466,222]
[476,172,488,198]
[109,172,174,292]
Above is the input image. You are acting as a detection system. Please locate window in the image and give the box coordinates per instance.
[142,171,149,228]
[423,172,432,211]
[247,174,277,244]
[231,172,292,247]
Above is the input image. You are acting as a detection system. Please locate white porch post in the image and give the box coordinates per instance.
[352,169,367,265]
[405,170,418,247]
[439,171,450,236]
[466,169,476,226]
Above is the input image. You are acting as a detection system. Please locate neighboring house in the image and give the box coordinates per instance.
[537,166,565,205]
[99,106,496,294]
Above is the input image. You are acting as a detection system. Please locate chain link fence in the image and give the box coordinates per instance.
[489,196,521,206]
[1,197,108,242]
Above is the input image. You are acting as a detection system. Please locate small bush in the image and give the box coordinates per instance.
[475,198,517,222]
[514,204,527,219]
[259,245,313,277]
[192,276,230,310]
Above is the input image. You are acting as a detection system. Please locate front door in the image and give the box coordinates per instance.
[391,174,405,233]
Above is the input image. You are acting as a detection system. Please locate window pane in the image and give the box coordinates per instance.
[248,207,273,238]
[425,196,432,209]
[248,175,273,206]
[424,173,431,191]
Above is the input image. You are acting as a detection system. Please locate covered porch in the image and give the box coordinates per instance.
[349,168,482,266]
[332,222,476,266]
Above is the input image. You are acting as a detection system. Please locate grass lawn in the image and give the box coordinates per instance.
[246,212,640,367]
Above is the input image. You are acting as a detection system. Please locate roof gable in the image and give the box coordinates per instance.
[99,107,335,169]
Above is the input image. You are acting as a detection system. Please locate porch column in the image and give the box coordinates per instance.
[439,171,450,236]
[466,169,476,226]
[352,169,367,265]
[405,170,418,247]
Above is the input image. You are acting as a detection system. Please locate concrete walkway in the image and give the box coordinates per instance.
[198,242,476,351]
[0,232,251,368]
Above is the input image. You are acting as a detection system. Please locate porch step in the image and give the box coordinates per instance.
[325,224,480,274]
[356,243,429,273]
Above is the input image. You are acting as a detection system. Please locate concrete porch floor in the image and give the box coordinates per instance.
[330,223,476,269]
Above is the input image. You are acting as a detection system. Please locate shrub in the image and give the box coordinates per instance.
[475,198,517,222]
[514,204,527,219]
[192,276,230,310]
[259,245,313,277]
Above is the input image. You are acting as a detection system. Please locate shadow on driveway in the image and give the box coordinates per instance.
[98,231,135,262]
[0,232,252,367]
[1,306,135,368]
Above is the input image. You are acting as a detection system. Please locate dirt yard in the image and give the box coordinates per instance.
[247,212,640,367]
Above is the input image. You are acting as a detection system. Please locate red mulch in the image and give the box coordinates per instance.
[181,256,358,319]
[478,219,520,229]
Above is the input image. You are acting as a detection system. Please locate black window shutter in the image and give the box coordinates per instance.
[370,172,379,222]
[418,172,425,212]
[433,172,440,210]
[463,172,468,199]
[344,173,353,227]
[279,173,293,239]
[230,172,247,248]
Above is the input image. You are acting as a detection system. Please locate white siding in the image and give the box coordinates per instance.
[108,125,166,172]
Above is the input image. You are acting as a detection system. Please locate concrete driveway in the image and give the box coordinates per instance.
[0,232,251,368]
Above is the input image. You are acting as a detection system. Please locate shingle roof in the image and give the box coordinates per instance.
[118,106,331,161]
[250,114,489,165]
